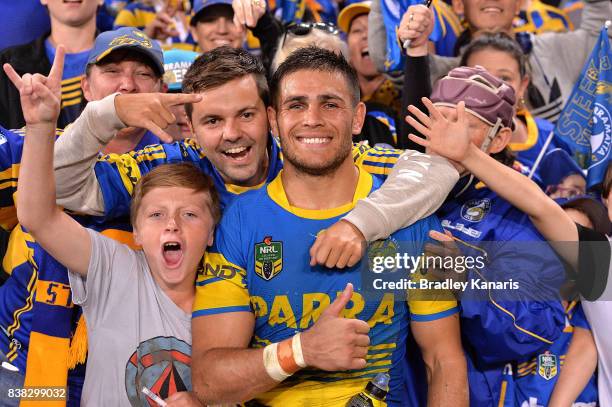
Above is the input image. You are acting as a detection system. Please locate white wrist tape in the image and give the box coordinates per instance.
[292,333,307,368]
[263,343,291,382]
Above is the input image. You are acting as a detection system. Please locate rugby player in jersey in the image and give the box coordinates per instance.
[189,47,467,406]
[51,45,460,269]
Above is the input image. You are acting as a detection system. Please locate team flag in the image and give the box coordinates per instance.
[554,22,612,190]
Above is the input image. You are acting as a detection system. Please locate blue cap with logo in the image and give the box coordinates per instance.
[191,0,234,24]
[163,49,199,92]
[87,27,164,76]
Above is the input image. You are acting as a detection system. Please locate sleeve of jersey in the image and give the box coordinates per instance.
[0,128,62,231]
[353,145,401,179]
[113,9,139,29]
[406,215,460,321]
[193,204,251,318]
[0,127,24,231]
[570,302,591,331]
[460,232,565,364]
[94,139,206,220]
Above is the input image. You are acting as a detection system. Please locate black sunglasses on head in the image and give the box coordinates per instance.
[280,22,340,49]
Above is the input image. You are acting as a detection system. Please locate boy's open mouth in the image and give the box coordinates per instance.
[162,242,183,267]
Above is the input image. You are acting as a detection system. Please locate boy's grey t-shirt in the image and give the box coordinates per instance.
[69,229,192,406]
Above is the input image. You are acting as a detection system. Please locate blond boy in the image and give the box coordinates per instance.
[7,48,218,406]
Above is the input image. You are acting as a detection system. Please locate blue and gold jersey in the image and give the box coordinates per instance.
[114,1,197,51]
[93,135,401,219]
[512,301,597,406]
[194,168,458,406]
[437,177,566,406]
[514,0,574,34]
[0,126,136,404]
[0,127,65,231]
[508,111,571,179]
[44,41,88,127]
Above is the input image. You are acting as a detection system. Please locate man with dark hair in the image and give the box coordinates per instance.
[190,46,467,406]
[51,46,459,271]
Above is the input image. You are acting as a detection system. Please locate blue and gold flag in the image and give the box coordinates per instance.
[554,23,612,190]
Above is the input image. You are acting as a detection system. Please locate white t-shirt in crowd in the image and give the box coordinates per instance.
[577,225,612,406]
[69,229,192,406]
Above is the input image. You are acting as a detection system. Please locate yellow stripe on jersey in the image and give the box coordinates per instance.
[355,147,401,176]
[115,8,156,27]
[194,252,250,316]
[225,179,266,195]
[35,281,73,309]
[256,377,386,407]
[22,332,70,407]
[6,233,37,362]
[100,229,139,249]
[0,203,18,231]
[61,81,81,93]
[266,167,373,219]
[60,76,83,108]
[61,90,82,100]
[435,0,462,36]
[405,264,459,318]
[3,225,34,275]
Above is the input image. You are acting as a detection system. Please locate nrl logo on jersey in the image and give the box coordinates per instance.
[537,351,558,380]
[255,236,283,281]
[461,198,491,223]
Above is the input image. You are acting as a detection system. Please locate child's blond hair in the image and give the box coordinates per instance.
[130,163,221,226]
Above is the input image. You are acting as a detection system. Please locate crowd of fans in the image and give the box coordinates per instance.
[0,0,610,406]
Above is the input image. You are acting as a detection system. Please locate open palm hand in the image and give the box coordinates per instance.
[406,98,472,164]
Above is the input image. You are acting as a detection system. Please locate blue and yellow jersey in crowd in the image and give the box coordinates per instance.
[514,0,574,34]
[436,176,566,406]
[194,168,458,406]
[0,126,137,405]
[509,111,572,179]
[43,43,87,131]
[114,1,197,51]
[509,301,598,406]
[430,0,462,57]
[92,135,401,218]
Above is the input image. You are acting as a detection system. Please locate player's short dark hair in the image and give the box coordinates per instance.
[182,46,269,118]
[269,46,360,108]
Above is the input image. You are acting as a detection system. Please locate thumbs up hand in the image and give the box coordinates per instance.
[300,283,371,371]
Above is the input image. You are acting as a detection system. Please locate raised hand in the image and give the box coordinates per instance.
[232,0,266,29]
[398,4,434,52]
[144,9,180,41]
[300,283,371,371]
[407,98,472,164]
[3,46,65,126]
[114,92,203,142]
